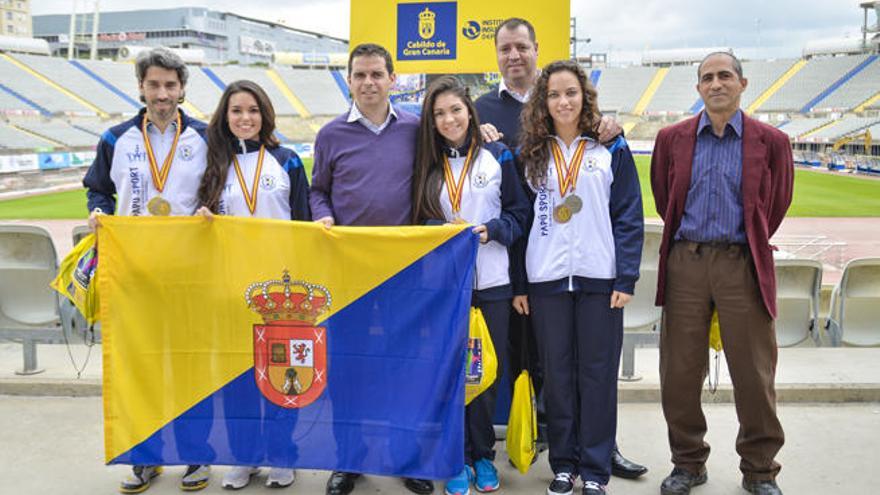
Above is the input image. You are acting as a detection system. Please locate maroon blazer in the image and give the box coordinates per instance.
[650,111,794,318]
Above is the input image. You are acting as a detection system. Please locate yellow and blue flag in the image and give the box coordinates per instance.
[99,216,477,479]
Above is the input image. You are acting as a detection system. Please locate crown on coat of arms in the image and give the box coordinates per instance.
[419,7,435,21]
[245,270,332,324]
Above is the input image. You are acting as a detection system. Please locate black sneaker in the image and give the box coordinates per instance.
[547,472,576,495]
[660,467,707,495]
[582,481,606,495]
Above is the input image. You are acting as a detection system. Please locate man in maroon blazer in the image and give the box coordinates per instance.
[650,52,793,495]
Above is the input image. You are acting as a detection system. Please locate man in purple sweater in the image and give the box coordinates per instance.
[309,43,433,495]
[310,44,418,228]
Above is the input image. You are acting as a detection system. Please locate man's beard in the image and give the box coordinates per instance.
[148,101,177,122]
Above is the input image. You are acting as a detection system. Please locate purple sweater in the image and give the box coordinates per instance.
[309,107,419,226]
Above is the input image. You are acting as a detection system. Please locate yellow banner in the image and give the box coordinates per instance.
[350,0,570,74]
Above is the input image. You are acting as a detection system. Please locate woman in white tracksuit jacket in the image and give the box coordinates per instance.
[514,61,643,495]
[196,79,310,491]
[412,75,529,495]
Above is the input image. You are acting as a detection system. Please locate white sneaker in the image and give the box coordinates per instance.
[120,465,163,493]
[180,465,210,491]
[266,468,296,488]
[222,466,259,490]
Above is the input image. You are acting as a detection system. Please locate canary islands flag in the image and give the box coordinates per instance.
[99,216,477,479]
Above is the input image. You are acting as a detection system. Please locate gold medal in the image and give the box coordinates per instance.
[553,204,573,223]
[452,217,468,224]
[564,194,583,214]
[443,142,479,220]
[551,139,588,199]
[142,111,182,194]
[232,145,266,215]
[147,196,172,216]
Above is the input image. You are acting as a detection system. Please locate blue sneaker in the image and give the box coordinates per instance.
[473,458,499,492]
[444,466,473,495]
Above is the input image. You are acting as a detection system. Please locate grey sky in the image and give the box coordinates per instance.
[32,1,872,63]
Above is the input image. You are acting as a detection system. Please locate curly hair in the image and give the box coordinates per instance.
[518,60,601,189]
[198,80,280,213]
[412,75,483,224]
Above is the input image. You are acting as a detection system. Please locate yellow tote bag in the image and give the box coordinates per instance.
[709,309,722,352]
[707,309,723,392]
[506,369,537,473]
[50,233,100,325]
[465,307,497,405]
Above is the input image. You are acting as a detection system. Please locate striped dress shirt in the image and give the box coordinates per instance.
[675,110,747,244]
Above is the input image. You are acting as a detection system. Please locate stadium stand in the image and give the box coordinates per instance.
[11,54,137,115]
[594,66,657,114]
[9,120,97,148]
[801,55,878,113]
[0,123,56,149]
[73,59,141,106]
[208,66,300,116]
[0,55,94,115]
[812,55,880,112]
[644,64,702,115]
[331,69,351,103]
[777,117,834,138]
[740,59,798,110]
[182,68,223,116]
[68,119,108,137]
[0,85,37,114]
[275,67,349,116]
[760,54,870,113]
[807,116,880,140]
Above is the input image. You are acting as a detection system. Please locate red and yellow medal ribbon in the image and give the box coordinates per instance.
[141,111,182,193]
[550,139,587,198]
[442,142,478,217]
[232,145,266,215]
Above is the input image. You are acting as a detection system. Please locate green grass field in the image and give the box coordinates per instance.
[632,155,880,218]
[0,158,315,220]
[0,155,878,219]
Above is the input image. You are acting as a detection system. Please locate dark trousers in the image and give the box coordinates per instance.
[531,291,623,484]
[660,242,784,481]
[465,298,511,464]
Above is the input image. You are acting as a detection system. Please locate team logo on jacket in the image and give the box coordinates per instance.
[260,175,277,191]
[178,145,194,161]
[583,156,598,172]
[126,145,147,163]
[472,172,489,188]
[247,271,331,408]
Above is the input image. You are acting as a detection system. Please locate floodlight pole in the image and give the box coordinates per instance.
[67,0,76,60]
[90,0,100,61]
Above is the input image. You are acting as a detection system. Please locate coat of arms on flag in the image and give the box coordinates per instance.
[248,271,331,408]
